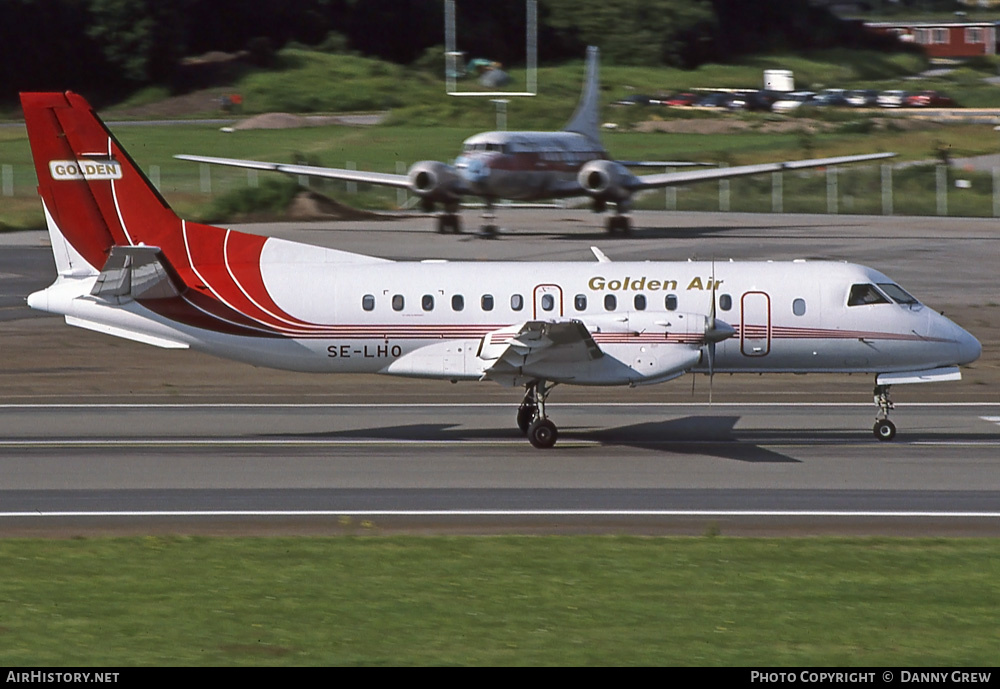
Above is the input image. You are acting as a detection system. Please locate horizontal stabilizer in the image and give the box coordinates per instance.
[90,246,181,302]
[65,316,189,349]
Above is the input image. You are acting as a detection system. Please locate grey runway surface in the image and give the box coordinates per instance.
[1,210,998,536]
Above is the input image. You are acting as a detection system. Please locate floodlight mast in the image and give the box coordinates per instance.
[445,0,537,97]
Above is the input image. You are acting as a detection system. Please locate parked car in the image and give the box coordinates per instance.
[663,92,699,107]
[695,91,736,108]
[845,89,879,107]
[810,89,849,107]
[877,90,909,108]
[725,91,750,110]
[905,90,957,107]
[771,91,816,112]
[612,94,657,106]
[744,89,782,111]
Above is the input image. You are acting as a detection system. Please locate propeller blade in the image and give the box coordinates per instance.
[708,260,717,403]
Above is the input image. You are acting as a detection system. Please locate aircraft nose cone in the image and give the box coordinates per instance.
[957,327,982,365]
[932,312,981,365]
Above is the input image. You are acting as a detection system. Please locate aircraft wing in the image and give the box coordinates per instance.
[480,320,603,373]
[628,152,896,190]
[174,154,412,189]
[615,160,712,168]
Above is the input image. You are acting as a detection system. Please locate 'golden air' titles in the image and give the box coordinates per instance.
[588,276,723,291]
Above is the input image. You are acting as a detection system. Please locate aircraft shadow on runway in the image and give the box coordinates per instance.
[269,415,815,463]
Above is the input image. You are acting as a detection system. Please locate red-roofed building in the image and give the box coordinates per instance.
[865,21,998,57]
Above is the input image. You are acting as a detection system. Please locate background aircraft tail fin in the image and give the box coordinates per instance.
[562,46,602,146]
[20,92,182,275]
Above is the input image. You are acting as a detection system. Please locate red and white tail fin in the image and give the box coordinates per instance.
[21,92,183,276]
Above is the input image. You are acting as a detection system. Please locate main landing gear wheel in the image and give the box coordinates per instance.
[518,381,558,448]
[527,419,558,449]
[873,419,896,442]
[436,214,461,234]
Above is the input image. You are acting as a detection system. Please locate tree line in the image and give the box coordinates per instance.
[0,0,908,105]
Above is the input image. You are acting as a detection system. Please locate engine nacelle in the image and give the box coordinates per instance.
[407,161,462,203]
[577,160,638,203]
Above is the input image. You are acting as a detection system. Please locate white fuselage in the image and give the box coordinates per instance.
[31,236,981,388]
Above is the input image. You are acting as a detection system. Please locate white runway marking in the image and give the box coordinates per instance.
[1,402,998,410]
[3,510,1000,519]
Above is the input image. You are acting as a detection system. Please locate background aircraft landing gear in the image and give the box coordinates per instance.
[519,381,558,448]
[872,384,897,441]
[479,201,499,238]
[605,214,631,235]
[436,214,461,234]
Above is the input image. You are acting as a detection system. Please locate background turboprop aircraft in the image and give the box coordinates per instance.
[23,92,979,448]
[177,47,895,236]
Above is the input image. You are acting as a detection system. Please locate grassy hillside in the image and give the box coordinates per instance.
[6,46,1000,229]
[105,47,939,128]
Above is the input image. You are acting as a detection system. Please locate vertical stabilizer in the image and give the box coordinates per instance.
[562,46,601,146]
[20,92,182,273]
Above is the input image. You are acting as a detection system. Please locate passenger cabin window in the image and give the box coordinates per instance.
[392,294,404,311]
[877,283,920,306]
[452,295,464,311]
[541,294,554,311]
[481,294,494,311]
[574,294,587,311]
[634,294,646,311]
[792,298,806,316]
[719,294,732,311]
[362,294,375,312]
[848,284,890,306]
[511,294,524,311]
[422,295,434,311]
[665,294,678,311]
[604,294,617,311]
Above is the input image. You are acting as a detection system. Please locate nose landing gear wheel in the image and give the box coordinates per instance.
[872,383,897,442]
[527,418,558,449]
[873,419,896,442]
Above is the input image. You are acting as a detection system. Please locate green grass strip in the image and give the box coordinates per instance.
[0,536,997,666]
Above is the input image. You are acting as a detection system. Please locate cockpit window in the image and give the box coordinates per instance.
[877,283,920,305]
[847,284,891,306]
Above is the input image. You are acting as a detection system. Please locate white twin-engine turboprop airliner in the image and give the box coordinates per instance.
[175,47,896,236]
[23,92,980,448]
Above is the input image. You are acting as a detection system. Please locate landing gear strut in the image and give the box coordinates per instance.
[434,202,462,234]
[517,381,558,448]
[872,384,897,441]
